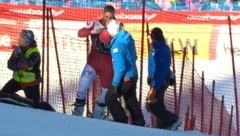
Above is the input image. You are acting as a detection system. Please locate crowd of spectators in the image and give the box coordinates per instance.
[0,0,240,11]
[153,0,240,11]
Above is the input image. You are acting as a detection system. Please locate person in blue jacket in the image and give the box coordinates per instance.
[146,27,181,130]
[100,19,145,126]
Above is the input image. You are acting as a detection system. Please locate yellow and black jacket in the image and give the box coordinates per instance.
[8,45,41,83]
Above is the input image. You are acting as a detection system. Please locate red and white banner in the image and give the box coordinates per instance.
[0,3,239,60]
[1,3,240,23]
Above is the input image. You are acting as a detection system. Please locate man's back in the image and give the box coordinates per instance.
[110,29,138,87]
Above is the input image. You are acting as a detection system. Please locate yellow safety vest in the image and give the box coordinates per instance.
[13,47,40,83]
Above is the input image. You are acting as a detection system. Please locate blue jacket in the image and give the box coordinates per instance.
[148,41,171,89]
[110,29,138,87]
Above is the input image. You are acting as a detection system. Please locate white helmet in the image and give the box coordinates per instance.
[107,19,120,37]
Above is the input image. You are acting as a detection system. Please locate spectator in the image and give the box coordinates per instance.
[100,19,145,126]
[1,29,41,108]
[145,27,181,130]
[155,0,173,10]
[72,5,115,120]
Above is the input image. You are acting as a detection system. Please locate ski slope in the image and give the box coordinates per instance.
[0,103,208,136]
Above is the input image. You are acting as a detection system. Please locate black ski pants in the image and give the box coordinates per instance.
[1,79,40,108]
[106,76,145,126]
[146,81,178,129]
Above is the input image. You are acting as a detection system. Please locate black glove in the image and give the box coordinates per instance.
[13,45,21,56]
[147,76,152,86]
[105,86,120,104]
[13,45,25,62]
[108,86,122,98]
[108,86,117,94]
[145,103,151,112]
[17,62,28,70]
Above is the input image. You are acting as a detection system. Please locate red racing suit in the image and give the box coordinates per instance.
[78,19,113,88]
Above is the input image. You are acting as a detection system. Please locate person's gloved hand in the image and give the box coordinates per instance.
[12,45,25,61]
[146,88,157,104]
[13,45,21,56]
[105,86,120,104]
[108,86,122,98]
[108,86,118,94]
[145,103,151,112]
[147,76,152,86]
[18,62,28,70]
[169,71,176,86]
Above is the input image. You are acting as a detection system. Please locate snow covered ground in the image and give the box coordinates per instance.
[0,102,208,136]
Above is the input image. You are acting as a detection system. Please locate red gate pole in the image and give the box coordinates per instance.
[170,42,177,113]
[228,106,234,136]
[49,8,66,113]
[177,47,187,115]
[85,24,90,117]
[46,8,50,102]
[138,0,147,107]
[184,106,190,130]
[227,15,239,136]
[200,71,205,132]
[208,80,215,135]
[41,0,46,102]
[219,95,224,136]
[191,46,195,121]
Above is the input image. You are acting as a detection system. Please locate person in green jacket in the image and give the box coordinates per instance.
[1,29,41,108]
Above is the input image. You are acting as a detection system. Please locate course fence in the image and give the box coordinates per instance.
[0,1,240,135]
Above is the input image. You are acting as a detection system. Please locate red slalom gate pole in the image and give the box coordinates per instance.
[41,0,46,102]
[208,80,215,135]
[170,42,177,113]
[228,15,239,136]
[191,46,195,121]
[49,8,66,113]
[228,106,233,136]
[219,95,224,136]
[200,71,205,132]
[138,0,147,107]
[177,47,187,115]
[46,8,50,102]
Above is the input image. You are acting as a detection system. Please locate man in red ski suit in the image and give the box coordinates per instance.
[72,5,115,120]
